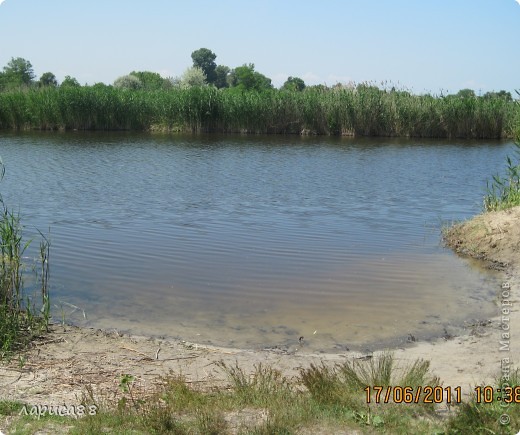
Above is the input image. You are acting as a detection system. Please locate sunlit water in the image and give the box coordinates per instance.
[0,132,512,352]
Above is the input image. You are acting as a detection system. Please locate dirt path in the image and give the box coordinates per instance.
[1,207,519,418]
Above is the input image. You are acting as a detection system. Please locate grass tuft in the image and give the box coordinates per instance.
[217,361,293,407]
[446,370,520,434]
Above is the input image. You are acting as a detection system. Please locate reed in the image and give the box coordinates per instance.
[484,144,520,211]
[484,105,520,212]
[0,85,517,138]
[0,160,51,357]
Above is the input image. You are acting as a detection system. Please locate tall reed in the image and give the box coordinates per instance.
[483,96,520,211]
[0,85,517,138]
[0,159,51,357]
[484,142,520,211]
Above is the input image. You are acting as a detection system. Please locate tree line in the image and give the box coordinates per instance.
[2,48,512,100]
[0,48,307,93]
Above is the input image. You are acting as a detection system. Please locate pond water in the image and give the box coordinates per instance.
[0,132,512,352]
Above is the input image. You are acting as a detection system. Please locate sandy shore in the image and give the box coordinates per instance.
[1,208,519,410]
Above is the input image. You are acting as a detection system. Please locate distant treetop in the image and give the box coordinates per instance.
[0,57,35,90]
[282,76,306,92]
[39,72,58,87]
[191,48,217,85]
[130,71,172,90]
[60,75,80,88]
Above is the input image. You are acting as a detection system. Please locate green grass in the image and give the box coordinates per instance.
[3,354,518,433]
[0,159,51,359]
[1,353,476,434]
[446,370,520,434]
[0,85,517,138]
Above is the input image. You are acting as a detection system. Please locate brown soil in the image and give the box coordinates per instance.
[1,208,520,432]
[444,205,520,270]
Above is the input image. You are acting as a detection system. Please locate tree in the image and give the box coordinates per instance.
[38,72,58,87]
[456,88,476,99]
[113,74,143,90]
[92,82,111,90]
[180,66,207,88]
[60,75,80,88]
[129,71,171,90]
[214,65,230,89]
[230,63,272,91]
[483,90,513,101]
[191,48,217,85]
[282,76,305,92]
[0,73,7,91]
[1,57,35,88]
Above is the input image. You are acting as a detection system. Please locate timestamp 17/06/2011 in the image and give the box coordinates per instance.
[365,386,462,404]
[365,386,520,405]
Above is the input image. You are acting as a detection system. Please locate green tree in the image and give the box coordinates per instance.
[230,63,272,91]
[1,57,35,89]
[38,72,58,87]
[92,82,111,90]
[282,76,305,91]
[60,75,80,88]
[456,88,476,98]
[483,90,513,101]
[113,74,143,90]
[0,73,7,91]
[129,71,171,90]
[191,48,217,84]
[214,65,230,89]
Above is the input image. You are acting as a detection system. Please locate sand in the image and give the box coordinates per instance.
[1,207,519,412]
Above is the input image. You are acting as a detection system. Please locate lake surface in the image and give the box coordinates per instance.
[0,132,512,352]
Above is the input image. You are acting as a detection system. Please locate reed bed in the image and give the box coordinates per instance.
[0,159,50,358]
[0,85,517,138]
[484,132,520,211]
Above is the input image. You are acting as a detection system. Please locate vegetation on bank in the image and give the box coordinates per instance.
[2,354,519,434]
[0,159,50,359]
[0,84,517,138]
[484,114,520,211]
[0,52,518,138]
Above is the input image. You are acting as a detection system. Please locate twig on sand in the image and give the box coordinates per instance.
[120,346,202,362]
[119,346,156,360]
[33,337,65,346]
[158,355,202,362]
[0,371,22,385]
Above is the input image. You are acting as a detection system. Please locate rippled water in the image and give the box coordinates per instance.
[0,132,511,351]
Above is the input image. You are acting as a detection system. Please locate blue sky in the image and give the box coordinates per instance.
[0,0,519,94]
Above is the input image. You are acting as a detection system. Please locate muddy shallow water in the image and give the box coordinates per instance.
[0,132,512,351]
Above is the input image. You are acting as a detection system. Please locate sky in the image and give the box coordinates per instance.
[0,0,519,95]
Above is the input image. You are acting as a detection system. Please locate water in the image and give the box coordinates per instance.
[0,132,512,351]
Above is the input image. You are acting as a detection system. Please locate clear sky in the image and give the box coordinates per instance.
[0,0,519,95]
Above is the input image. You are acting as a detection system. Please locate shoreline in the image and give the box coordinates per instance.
[1,209,519,410]
[0,276,516,408]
